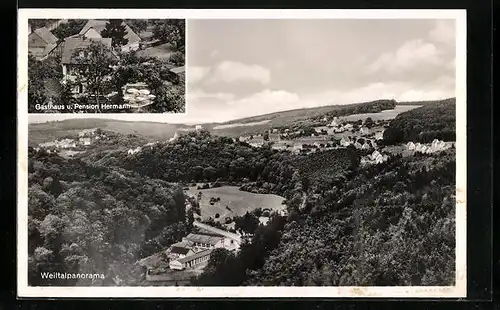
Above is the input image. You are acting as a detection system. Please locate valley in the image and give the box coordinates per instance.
[27,97,457,286]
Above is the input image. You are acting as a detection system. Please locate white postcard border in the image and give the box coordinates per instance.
[17,8,467,298]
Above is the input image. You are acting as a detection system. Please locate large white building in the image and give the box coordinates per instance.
[167,230,239,271]
[182,233,236,250]
[169,249,213,271]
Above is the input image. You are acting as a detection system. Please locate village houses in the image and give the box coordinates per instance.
[28,27,59,60]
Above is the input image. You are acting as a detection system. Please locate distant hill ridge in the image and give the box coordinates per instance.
[29,98,456,143]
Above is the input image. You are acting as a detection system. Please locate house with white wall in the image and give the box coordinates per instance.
[60,36,115,94]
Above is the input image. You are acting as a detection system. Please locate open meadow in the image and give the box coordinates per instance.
[341,104,422,121]
[186,186,286,221]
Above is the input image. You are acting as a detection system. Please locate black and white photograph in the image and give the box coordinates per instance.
[17,9,466,298]
[26,18,185,113]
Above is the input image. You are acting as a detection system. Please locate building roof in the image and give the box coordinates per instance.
[172,240,194,248]
[248,138,264,143]
[61,36,113,64]
[184,233,223,245]
[79,19,141,45]
[34,27,58,45]
[268,134,280,141]
[170,246,192,255]
[170,66,185,74]
[29,43,58,59]
[176,249,213,264]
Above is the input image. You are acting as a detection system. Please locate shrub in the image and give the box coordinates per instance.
[168,51,185,67]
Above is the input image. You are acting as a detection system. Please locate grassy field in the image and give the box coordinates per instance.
[186,186,286,221]
[341,105,422,122]
[136,43,176,61]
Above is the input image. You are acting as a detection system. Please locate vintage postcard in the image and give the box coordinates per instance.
[24,17,185,113]
[18,9,466,298]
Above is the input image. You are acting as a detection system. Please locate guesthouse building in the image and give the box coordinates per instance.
[169,249,213,271]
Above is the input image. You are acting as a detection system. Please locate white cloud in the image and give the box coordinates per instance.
[187,79,454,123]
[428,20,455,46]
[189,89,235,102]
[229,89,300,110]
[208,61,271,85]
[366,39,440,74]
[302,81,454,107]
[188,66,210,84]
[366,20,455,79]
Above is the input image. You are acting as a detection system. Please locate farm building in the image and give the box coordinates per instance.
[407,142,416,151]
[79,19,142,52]
[169,249,213,271]
[127,146,142,155]
[248,138,264,148]
[28,27,59,60]
[361,142,371,150]
[78,137,92,146]
[239,135,251,142]
[292,142,303,152]
[360,127,370,135]
[340,137,351,147]
[375,130,384,140]
[343,123,354,131]
[327,117,340,127]
[431,139,449,152]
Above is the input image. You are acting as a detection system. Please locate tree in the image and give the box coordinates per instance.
[28,19,51,30]
[28,54,63,112]
[101,19,129,47]
[150,84,185,113]
[186,209,194,230]
[70,42,118,109]
[235,212,260,235]
[202,166,217,181]
[125,19,148,34]
[52,19,86,40]
[263,132,269,141]
[152,19,185,49]
[364,117,374,129]
[382,127,404,145]
[168,51,185,67]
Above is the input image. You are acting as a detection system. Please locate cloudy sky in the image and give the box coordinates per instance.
[187,18,456,123]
